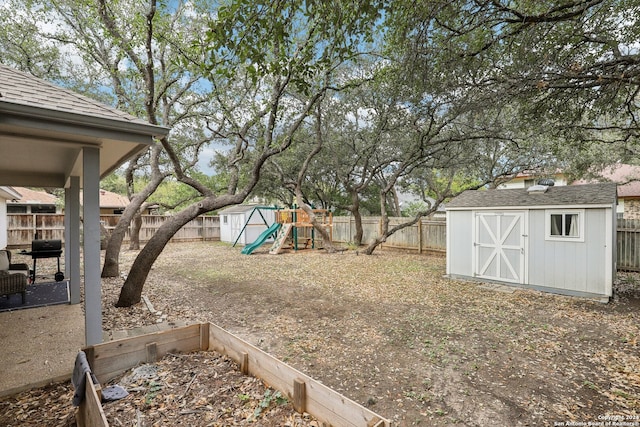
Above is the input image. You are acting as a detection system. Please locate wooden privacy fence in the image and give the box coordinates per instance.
[617,219,640,271]
[6,214,220,248]
[332,216,447,254]
[9,213,640,271]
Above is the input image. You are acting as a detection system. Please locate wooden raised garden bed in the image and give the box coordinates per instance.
[76,323,391,427]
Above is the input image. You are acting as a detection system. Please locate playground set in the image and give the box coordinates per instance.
[236,206,332,255]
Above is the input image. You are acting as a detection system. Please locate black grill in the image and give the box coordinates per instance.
[24,239,64,282]
[31,239,63,258]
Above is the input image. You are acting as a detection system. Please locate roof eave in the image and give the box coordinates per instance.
[446,203,615,211]
[100,143,150,180]
[0,186,21,200]
[0,99,170,138]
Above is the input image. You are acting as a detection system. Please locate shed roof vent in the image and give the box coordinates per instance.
[527,184,549,194]
[537,178,555,186]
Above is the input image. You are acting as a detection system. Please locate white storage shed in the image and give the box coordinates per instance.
[219,204,277,246]
[446,183,617,300]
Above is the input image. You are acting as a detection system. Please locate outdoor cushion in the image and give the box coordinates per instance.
[0,269,27,304]
[0,249,29,275]
[72,351,99,406]
[0,250,9,271]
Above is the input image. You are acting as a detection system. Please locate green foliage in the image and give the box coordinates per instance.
[148,180,200,213]
[101,172,128,195]
[203,0,385,94]
[249,389,287,421]
[0,0,63,78]
[387,0,640,172]
[401,201,430,218]
[144,380,163,405]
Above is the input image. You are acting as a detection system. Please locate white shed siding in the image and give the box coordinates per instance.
[446,210,474,277]
[219,214,235,243]
[243,209,276,244]
[219,206,276,245]
[229,213,247,245]
[446,184,616,299]
[528,208,610,296]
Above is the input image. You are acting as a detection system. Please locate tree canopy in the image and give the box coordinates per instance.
[2,0,639,304]
[388,0,640,170]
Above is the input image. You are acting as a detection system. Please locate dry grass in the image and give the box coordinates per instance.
[107,242,640,426]
[2,241,640,426]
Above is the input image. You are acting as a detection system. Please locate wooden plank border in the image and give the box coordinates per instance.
[207,323,391,427]
[78,323,391,427]
[84,323,205,384]
[76,372,108,427]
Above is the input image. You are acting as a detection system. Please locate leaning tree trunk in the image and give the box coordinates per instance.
[129,211,143,250]
[103,179,167,276]
[348,192,364,246]
[116,192,249,307]
[103,145,168,277]
[363,209,434,255]
[116,204,204,307]
[102,202,139,277]
[295,190,336,253]
[363,215,389,255]
[363,190,391,255]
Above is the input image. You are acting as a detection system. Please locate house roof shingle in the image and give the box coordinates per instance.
[447,183,617,209]
[98,189,130,208]
[0,64,170,188]
[8,187,58,205]
[0,64,150,126]
[573,164,640,198]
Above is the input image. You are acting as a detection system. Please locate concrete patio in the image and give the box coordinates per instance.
[0,302,190,399]
[0,303,84,398]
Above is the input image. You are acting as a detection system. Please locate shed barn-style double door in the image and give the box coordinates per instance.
[473,211,527,284]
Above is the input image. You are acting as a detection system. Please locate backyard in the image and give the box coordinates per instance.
[3,241,640,426]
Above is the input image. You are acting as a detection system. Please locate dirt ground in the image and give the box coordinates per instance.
[3,241,640,426]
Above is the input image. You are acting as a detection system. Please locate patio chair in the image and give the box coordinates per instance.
[0,249,29,304]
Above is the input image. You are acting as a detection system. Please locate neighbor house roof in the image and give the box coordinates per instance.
[7,187,132,209]
[447,183,618,209]
[98,189,129,208]
[7,186,58,205]
[78,189,130,209]
[573,164,640,198]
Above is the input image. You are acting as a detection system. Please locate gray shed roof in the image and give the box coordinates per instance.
[218,204,265,214]
[447,183,617,209]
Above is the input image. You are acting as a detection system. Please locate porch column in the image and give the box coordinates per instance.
[65,176,81,304]
[83,147,102,345]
